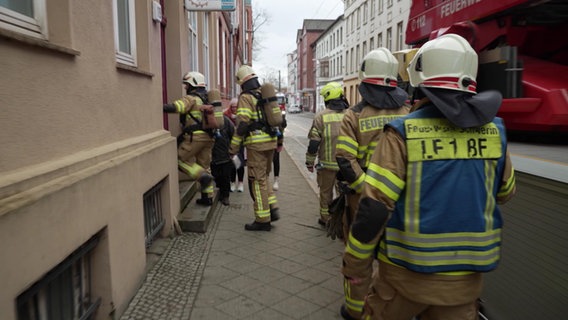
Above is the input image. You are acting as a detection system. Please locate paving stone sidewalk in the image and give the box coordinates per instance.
[121,150,346,320]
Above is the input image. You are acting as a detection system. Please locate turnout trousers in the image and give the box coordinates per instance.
[362,261,481,320]
[247,148,278,223]
[317,168,338,222]
[177,138,214,198]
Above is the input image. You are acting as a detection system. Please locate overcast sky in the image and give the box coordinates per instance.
[251,0,344,86]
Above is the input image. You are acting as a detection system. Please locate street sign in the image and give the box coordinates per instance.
[185,0,236,11]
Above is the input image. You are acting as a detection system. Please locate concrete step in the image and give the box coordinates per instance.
[177,172,219,233]
[177,190,218,233]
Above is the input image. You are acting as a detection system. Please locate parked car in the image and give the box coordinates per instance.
[288,105,301,114]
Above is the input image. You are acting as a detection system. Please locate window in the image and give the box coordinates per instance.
[397,21,404,51]
[388,0,393,8]
[370,37,375,51]
[378,32,383,48]
[379,0,384,14]
[0,0,46,39]
[17,233,102,320]
[387,28,392,50]
[144,179,166,248]
[113,0,136,66]
[188,11,198,70]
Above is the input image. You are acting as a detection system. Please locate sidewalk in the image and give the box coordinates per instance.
[120,149,346,320]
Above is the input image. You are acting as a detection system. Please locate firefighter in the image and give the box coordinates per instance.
[342,34,517,320]
[229,65,280,231]
[336,48,410,320]
[163,71,215,206]
[306,82,349,226]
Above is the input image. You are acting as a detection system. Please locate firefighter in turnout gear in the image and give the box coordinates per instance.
[163,71,215,206]
[306,82,349,226]
[342,34,517,320]
[336,48,410,320]
[230,65,280,231]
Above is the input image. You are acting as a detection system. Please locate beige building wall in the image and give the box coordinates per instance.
[0,0,179,319]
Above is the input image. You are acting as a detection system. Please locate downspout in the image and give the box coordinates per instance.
[160,0,168,129]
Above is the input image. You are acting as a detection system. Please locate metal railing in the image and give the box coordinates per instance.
[143,179,166,248]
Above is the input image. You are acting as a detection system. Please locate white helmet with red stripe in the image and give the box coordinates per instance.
[358,47,399,87]
[407,34,478,93]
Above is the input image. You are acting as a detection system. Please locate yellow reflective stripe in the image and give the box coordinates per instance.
[356,144,367,160]
[202,186,214,194]
[498,167,516,197]
[309,127,320,138]
[337,136,358,156]
[405,162,422,233]
[306,153,316,165]
[385,227,502,248]
[343,279,364,313]
[349,173,366,193]
[377,241,475,275]
[324,123,332,162]
[173,100,185,113]
[245,135,277,144]
[320,160,339,170]
[268,195,277,205]
[383,241,501,267]
[231,136,242,146]
[320,207,329,215]
[237,108,253,118]
[345,232,375,259]
[365,163,404,201]
[190,110,202,120]
[177,160,201,178]
[483,160,497,231]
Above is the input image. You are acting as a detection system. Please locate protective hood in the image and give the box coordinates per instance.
[358,82,408,109]
[188,87,208,102]
[419,86,502,128]
[326,97,349,111]
[241,77,261,92]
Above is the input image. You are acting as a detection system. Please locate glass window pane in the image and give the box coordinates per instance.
[117,0,131,54]
[0,0,33,17]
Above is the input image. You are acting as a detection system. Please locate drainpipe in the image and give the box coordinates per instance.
[160,0,168,129]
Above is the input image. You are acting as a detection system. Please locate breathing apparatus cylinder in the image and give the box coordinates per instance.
[259,83,284,127]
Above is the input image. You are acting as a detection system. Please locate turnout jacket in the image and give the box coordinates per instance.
[230,90,277,154]
[343,101,516,279]
[306,108,346,170]
[169,94,214,142]
[336,103,409,192]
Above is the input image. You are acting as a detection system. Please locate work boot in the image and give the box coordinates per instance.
[220,197,230,206]
[270,207,280,222]
[244,221,271,231]
[318,218,328,226]
[340,304,359,320]
[196,193,213,206]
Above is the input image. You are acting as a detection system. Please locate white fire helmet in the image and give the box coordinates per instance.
[236,65,258,86]
[358,47,399,87]
[182,71,206,88]
[407,34,478,93]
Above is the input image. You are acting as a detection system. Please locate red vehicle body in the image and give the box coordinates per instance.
[276,92,287,111]
[406,0,568,132]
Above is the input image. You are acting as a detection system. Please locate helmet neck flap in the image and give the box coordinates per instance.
[358,82,408,109]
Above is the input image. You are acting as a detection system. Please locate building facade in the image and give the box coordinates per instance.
[313,15,345,113]
[296,19,335,113]
[0,1,250,319]
[343,0,411,104]
[287,49,299,108]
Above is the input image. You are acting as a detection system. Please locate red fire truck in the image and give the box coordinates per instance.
[406,0,568,133]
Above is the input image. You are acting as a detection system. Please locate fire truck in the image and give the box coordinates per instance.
[405,0,568,133]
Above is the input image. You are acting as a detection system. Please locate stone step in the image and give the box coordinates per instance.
[177,190,218,233]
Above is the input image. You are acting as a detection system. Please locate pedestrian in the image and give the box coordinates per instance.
[305,82,349,226]
[224,98,246,192]
[229,65,280,231]
[272,110,286,191]
[210,114,235,206]
[336,48,410,319]
[342,34,517,320]
[163,71,215,206]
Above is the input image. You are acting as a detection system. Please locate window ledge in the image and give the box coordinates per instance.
[116,62,154,78]
[0,28,80,56]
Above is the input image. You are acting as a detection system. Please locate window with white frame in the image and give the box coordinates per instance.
[0,0,46,39]
[188,11,198,71]
[387,27,392,51]
[113,0,137,66]
[397,21,404,51]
